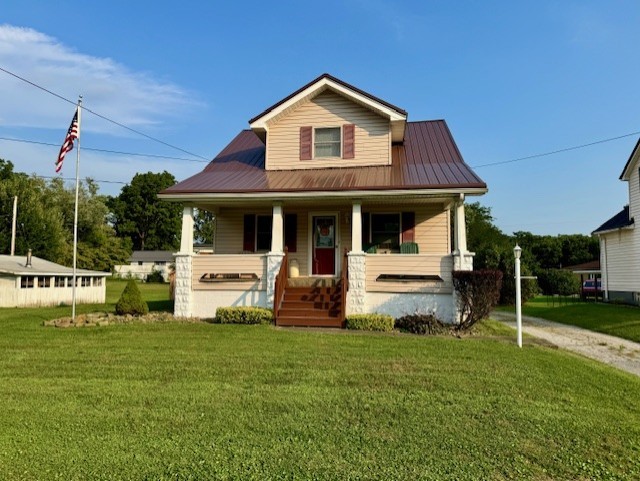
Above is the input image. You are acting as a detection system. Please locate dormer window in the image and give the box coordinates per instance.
[300,124,355,160]
[314,127,341,157]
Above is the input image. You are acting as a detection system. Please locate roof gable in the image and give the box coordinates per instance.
[619,137,640,181]
[249,74,407,142]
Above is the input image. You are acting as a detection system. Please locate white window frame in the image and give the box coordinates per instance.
[313,126,342,159]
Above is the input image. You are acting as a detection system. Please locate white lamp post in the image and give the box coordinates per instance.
[514,244,522,348]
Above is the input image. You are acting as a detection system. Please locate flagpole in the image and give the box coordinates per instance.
[71,96,82,321]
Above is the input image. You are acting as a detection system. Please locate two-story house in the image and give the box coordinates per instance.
[159,74,487,326]
[593,139,640,304]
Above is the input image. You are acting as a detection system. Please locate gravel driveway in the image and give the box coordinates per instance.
[491,311,640,377]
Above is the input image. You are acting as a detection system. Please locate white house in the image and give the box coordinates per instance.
[114,250,173,281]
[593,139,640,304]
[159,74,487,326]
[0,252,110,307]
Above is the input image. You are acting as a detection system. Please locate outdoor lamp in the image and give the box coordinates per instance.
[514,244,522,260]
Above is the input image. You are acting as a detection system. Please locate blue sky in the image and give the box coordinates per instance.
[1,1,639,236]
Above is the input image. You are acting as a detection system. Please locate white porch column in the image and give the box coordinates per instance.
[175,206,194,317]
[454,197,467,254]
[351,201,363,253]
[179,206,194,254]
[271,203,284,254]
[453,196,473,272]
[347,252,366,315]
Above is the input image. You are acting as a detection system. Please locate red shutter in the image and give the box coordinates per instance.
[284,213,297,253]
[343,124,355,159]
[300,126,312,160]
[401,212,415,243]
[243,214,256,252]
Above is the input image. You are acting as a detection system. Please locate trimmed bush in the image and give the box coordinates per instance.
[145,269,166,283]
[345,314,394,332]
[452,270,503,331]
[395,313,448,335]
[536,269,580,296]
[215,307,273,325]
[115,280,149,316]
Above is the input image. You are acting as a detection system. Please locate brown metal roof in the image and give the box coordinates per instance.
[248,73,407,124]
[161,120,486,195]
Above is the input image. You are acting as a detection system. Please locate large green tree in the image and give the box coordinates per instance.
[0,159,130,270]
[108,171,182,251]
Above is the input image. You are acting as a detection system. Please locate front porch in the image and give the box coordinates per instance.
[173,196,473,325]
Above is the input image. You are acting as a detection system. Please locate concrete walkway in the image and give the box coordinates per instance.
[491,311,640,377]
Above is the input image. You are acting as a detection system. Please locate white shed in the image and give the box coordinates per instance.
[0,254,110,307]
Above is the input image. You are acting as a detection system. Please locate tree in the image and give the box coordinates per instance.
[108,171,182,251]
[194,208,216,245]
[0,159,130,271]
[0,162,67,261]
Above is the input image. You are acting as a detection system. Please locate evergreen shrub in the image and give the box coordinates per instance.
[115,280,149,316]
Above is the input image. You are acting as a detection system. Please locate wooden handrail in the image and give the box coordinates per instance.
[273,248,289,320]
[339,248,349,323]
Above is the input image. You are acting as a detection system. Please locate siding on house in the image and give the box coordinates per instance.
[601,229,638,292]
[266,90,391,170]
[365,254,453,293]
[629,161,640,221]
[192,254,267,291]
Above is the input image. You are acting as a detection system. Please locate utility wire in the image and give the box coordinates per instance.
[471,131,640,168]
[0,136,209,163]
[0,65,209,161]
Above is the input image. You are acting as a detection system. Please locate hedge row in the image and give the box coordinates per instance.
[214,307,273,325]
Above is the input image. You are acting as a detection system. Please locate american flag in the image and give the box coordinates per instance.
[55,109,79,173]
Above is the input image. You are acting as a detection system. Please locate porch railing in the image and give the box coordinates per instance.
[273,248,289,319]
[339,249,349,323]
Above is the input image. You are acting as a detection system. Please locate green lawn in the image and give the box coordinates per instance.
[1,285,640,480]
[497,297,640,343]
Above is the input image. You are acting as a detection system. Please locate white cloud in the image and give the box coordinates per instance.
[0,24,195,134]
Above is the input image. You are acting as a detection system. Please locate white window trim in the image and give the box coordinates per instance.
[313,126,342,159]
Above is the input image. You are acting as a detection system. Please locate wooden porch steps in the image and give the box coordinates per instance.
[276,285,344,328]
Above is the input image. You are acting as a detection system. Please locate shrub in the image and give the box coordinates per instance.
[345,314,394,332]
[452,270,503,331]
[395,313,448,335]
[115,280,149,316]
[215,307,273,325]
[536,269,580,296]
[145,269,166,283]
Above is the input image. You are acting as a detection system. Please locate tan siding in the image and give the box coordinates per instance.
[267,90,390,170]
[215,208,271,254]
[365,254,453,293]
[192,254,267,291]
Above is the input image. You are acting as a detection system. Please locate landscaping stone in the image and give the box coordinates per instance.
[44,312,209,328]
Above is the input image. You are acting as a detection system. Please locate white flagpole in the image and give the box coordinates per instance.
[71,96,82,321]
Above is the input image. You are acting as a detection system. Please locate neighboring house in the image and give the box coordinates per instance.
[0,252,109,307]
[114,251,174,281]
[593,139,640,304]
[159,74,487,326]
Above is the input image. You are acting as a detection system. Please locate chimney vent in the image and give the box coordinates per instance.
[26,249,32,268]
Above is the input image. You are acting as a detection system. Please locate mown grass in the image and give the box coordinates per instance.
[1,284,640,480]
[497,296,640,343]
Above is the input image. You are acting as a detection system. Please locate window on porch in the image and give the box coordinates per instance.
[362,211,415,253]
[243,213,297,253]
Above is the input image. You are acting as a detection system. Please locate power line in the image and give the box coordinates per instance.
[471,131,640,168]
[0,136,209,163]
[37,175,127,185]
[0,65,209,161]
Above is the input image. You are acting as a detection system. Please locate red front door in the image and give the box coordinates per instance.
[312,216,336,275]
